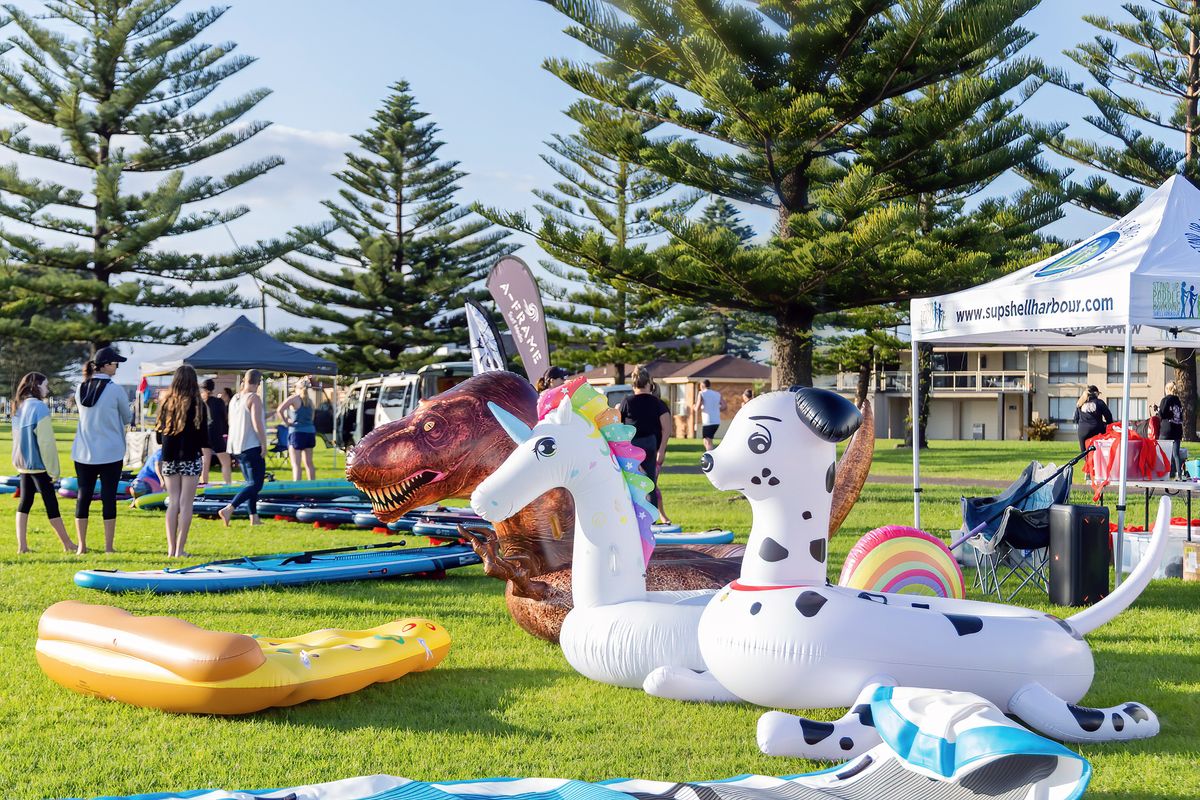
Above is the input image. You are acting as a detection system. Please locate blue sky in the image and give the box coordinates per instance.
[1,1,1155,380]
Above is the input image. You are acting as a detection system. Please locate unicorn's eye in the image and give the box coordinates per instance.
[748,429,771,454]
[533,437,557,458]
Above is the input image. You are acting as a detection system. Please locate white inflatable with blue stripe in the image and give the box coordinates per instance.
[76,687,1090,800]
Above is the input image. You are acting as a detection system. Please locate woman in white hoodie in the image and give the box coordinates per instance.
[72,346,132,553]
[11,372,75,553]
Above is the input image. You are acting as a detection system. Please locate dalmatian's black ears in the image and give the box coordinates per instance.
[788,386,862,443]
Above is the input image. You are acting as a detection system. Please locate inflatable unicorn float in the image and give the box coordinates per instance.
[473,380,1166,760]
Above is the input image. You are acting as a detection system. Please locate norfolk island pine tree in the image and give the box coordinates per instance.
[535,0,1068,387]
[266,81,514,376]
[0,0,291,349]
[478,73,700,385]
[1024,1,1200,440]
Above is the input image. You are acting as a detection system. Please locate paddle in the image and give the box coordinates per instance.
[165,540,410,573]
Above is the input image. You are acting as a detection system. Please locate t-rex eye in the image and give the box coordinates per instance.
[423,420,435,432]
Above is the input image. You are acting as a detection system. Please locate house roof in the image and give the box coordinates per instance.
[582,354,769,383]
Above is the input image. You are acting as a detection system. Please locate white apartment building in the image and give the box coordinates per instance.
[823,346,1178,441]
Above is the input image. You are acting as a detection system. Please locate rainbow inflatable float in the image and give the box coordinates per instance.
[839,525,965,599]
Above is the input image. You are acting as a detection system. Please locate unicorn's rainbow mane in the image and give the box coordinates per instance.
[544,377,657,565]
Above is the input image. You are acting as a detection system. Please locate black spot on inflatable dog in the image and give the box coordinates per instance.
[795,591,828,618]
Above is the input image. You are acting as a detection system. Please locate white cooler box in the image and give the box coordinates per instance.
[1117,526,1191,579]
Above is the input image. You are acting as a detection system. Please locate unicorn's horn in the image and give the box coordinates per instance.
[488,401,533,444]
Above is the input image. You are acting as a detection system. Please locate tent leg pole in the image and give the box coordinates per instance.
[1115,323,1134,588]
[912,340,921,528]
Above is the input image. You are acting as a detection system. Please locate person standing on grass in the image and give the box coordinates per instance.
[219,369,267,527]
[276,376,317,481]
[619,366,673,525]
[200,378,231,485]
[72,346,131,554]
[1158,382,1185,479]
[1072,385,1113,454]
[692,378,726,451]
[11,372,76,553]
[154,366,207,557]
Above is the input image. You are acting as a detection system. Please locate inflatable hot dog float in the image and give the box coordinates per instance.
[35,601,450,714]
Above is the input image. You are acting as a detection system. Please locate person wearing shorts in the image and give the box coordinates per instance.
[276,376,317,481]
[155,365,207,557]
[692,379,726,451]
[72,345,132,553]
[11,372,76,553]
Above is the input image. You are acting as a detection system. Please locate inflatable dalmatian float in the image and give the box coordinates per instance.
[645,387,1165,760]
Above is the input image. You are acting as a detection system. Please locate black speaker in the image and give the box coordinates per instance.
[1049,504,1110,607]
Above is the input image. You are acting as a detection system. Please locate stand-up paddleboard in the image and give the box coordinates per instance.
[653,529,735,545]
[199,479,366,501]
[0,485,14,495]
[59,476,133,495]
[73,541,481,593]
[295,506,370,526]
[651,522,683,534]
[413,520,493,540]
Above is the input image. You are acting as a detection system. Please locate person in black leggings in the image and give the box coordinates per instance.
[11,371,76,553]
[71,346,132,553]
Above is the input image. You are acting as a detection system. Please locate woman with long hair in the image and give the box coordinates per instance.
[1072,384,1113,453]
[219,369,268,527]
[1158,381,1185,479]
[72,346,131,553]
[618,365,674,525]
[11,372,75,553]
[276,376,317,481]
[155,365,207,557]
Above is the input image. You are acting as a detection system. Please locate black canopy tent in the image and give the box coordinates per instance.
[139,315,340,469]
[139,315,336,377]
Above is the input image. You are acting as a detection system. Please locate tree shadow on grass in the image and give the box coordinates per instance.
[265,666,561,738]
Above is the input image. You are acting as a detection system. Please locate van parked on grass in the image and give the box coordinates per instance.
[336,362,474,447]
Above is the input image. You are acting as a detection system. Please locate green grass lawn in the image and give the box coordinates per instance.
[0,426,1196,798]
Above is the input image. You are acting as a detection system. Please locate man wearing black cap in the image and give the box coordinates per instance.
[71,345,132,553]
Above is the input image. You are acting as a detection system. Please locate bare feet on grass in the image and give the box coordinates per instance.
[217,505,233,527]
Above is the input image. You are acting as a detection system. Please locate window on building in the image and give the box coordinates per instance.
[1048,351,1088,384]
[1106,351,1148,384]
[1003,351,1027,371]
[931,352,968,372]
[1109,397,1149,422]
[1048,396,1077,425]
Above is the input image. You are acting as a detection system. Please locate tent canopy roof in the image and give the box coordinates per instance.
[140,315,337,377]
[912,175,1200,346]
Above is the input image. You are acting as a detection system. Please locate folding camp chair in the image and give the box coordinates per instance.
[264,424,291,471]
[962,462,1073,600]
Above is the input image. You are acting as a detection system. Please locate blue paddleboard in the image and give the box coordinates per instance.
[73,542,481,593]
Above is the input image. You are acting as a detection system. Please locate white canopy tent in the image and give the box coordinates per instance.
[911,175,1200,585]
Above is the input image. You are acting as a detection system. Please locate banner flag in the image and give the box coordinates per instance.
[486,256,550,383]
[465,299,507,375]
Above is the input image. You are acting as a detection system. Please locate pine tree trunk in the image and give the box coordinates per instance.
[855,346,873,407]
[771,165,813,388]
[771,305,815,388]
[903,343,932,448]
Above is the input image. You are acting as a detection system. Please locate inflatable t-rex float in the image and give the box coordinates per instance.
[346,371,873,642]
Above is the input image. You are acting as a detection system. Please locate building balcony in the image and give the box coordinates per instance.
[831,370,1029,394]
